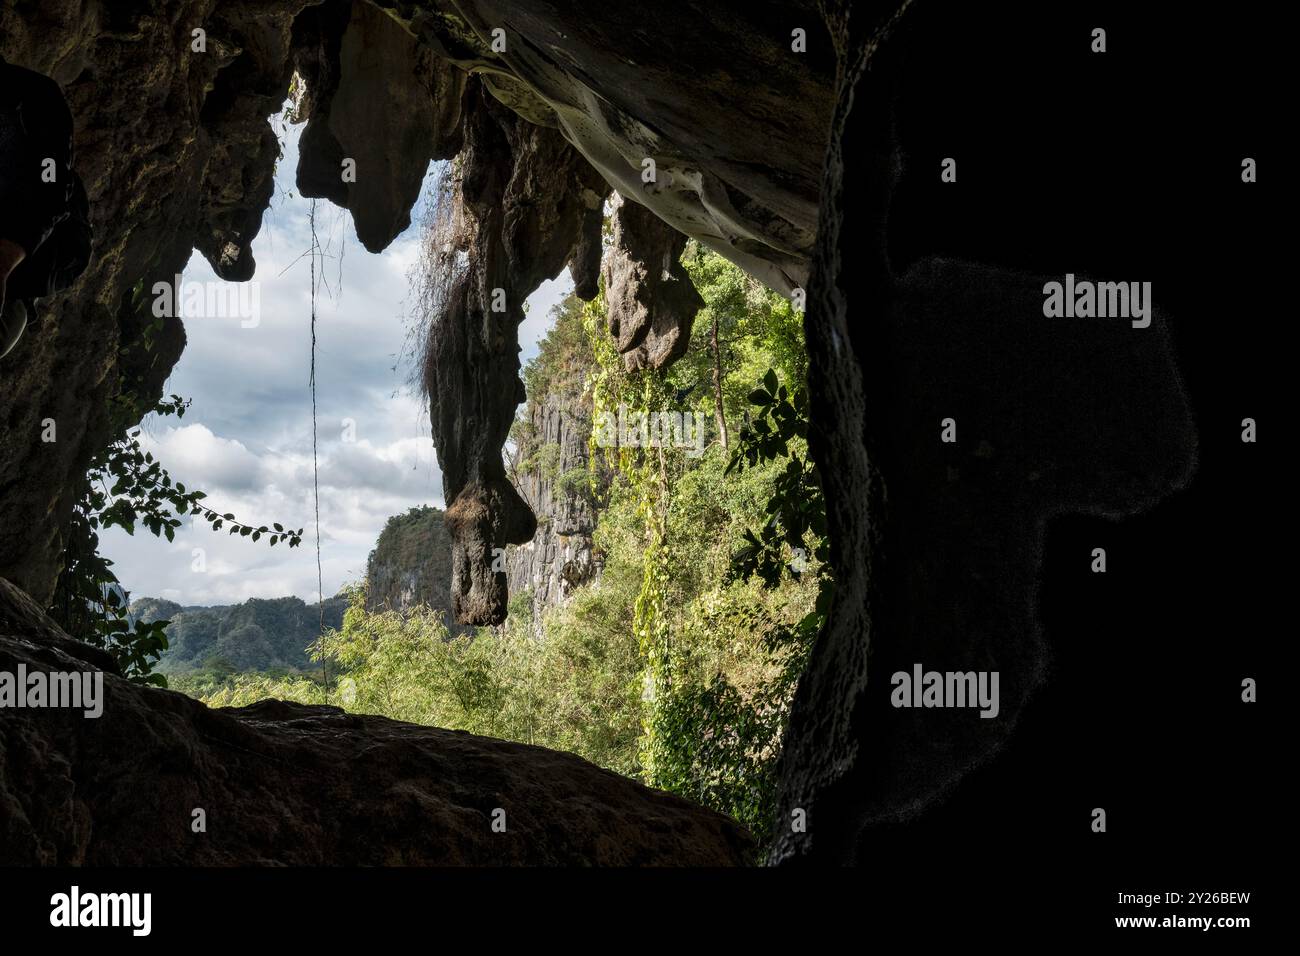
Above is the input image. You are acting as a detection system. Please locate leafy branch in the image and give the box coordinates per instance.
[91,395,305,548]
[51,394,304,685]
[727,369,829,588]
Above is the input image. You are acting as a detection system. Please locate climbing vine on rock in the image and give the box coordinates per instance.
[583,292,683,778]
[579,272,831,836]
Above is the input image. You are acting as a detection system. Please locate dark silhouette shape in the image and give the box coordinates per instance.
[0,54,91,358]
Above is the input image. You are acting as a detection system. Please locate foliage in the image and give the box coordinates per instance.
[132,594,348,676]
[723,367,833,742]
[573,246,828,845]
[728,370,830,590]
[52,392,304,685]
[172,243,829,854]
[677,240,808,416]
[173,583,644,776]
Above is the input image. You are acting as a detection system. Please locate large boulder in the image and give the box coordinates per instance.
[0,578,752,864]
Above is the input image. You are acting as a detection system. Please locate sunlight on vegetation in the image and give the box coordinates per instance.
[168,241,829,851]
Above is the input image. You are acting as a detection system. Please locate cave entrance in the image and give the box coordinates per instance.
[98,75,822,859]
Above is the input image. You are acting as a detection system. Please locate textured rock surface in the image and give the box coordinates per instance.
[506,380,602,630]
[395,0,836,295]
[0,577,751,864]
[0,0,312,604]
[424,85,607,626]
[602,195,704,372]
[296,0,467,252]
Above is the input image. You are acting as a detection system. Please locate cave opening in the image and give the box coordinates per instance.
[1,0,1276,884]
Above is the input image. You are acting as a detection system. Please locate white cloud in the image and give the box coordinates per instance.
[139,424,266,492]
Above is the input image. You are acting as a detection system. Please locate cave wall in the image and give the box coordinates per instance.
[0,0,316,603]
[771,0,1274,870]
[1,0,1270,871]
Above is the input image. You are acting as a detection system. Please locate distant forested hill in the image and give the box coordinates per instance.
[131,506,456,678]
[365,505,455,619]
[130,595,346,675]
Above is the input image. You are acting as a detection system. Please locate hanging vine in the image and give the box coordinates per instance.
[583,292,684,783]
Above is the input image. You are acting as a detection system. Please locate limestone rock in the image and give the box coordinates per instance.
[602,194,704,372]
[424,86,608,625]
[296,0,467,252]
[506,380,604,630]
[413,0,835,295]
[0,577,752,864]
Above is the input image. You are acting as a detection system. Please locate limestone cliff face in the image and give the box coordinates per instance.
[506,377,601,631]
[363,505,465,633]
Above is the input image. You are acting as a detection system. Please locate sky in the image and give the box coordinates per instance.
[101,113,571,608]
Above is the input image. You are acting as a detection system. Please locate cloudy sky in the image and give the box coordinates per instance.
[102,113,571,608]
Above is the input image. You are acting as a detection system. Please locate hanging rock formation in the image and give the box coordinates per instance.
[602,195,705,372]
[423,85,609,626]
[295,0,467,251]
[370,0,835,295]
